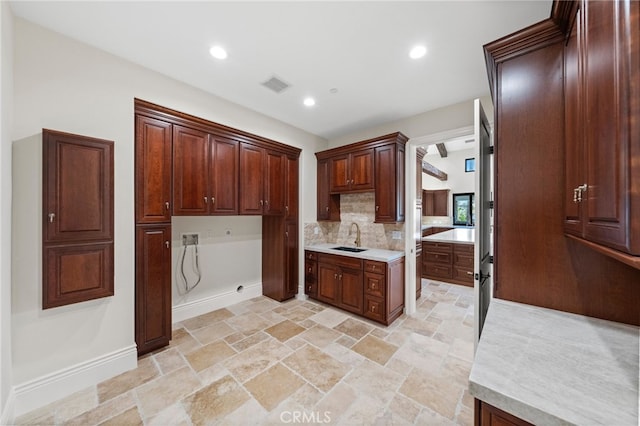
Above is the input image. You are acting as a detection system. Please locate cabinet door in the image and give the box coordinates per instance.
[374,144,399,222]
[210,136,239,214]
[173,125,209,215]
[264,150,285,215]
[339,268,364,314]
[239,142,264,214]
[135,116,172,223]
[285,156,298,221]
[318,263,339,305]
[136,225,171,355]
[433,190,448,216]
[317,159,340,220]
[581,0,633,252]
[329,154,351,193]
[563,6,583,236]
[350,149,374,191]
[285,220,298,298]
[44,130,114,243]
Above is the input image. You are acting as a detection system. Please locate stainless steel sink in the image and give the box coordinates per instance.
[332,246,367,253]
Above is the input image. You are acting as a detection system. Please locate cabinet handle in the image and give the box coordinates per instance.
[265,200,269,207]
[260,200,264,206]
[285,231,289,238]
[165,202,170,210]
[466,271,473,275]
[285,206,289,213]
[211,197,215,204]
[371,283,376,289]
[339,274,342,280]
[334,273,338,280]
[48,213,55,223]
[375,206,379,212]
[308,285,312,291]
[308,267,312,273]
[577,184,587,202]
[204,196,208,204]
[165,241,170,248]
[371,305,376,313]
[325,206,329,212]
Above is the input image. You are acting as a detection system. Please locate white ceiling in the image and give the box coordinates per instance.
[9,1,551,140]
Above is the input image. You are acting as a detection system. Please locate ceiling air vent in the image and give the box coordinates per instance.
[261,76,291,94]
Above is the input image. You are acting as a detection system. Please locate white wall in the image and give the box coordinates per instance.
[0,1,14,420]
[422,147,476,222]
[11,16,326,399]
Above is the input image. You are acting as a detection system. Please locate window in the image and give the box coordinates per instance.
[452,192,475,226]
[465,157,475,172]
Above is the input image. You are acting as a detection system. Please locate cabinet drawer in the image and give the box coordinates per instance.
[452,266,474,285]
[318,253,362,270]
[305,260,317,280]
[364,295,385,323]
[364,272,385,297]
[424,251,452,264]
[423,242,453,253]
[305,250,318,261]
[424,264,452,279]
[364,260,386,274]
[454,243,474,254]
[453,253,474,268]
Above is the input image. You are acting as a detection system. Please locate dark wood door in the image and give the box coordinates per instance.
[317,263,339,305]
[285,220,298,298]
[339,267,364,314]
[329,154,350,193]
[172,125,209,216]
[350,149,374,191]
[239,142,264,214]
[264,150,285,215]
[210,135,239,215]
[136,225,172,355]
[135,116,172,223]
[563,5,583,237]
[374,144,398,223]
[44,130,114,243]
[581,0,633,252]
[285,156,298,221]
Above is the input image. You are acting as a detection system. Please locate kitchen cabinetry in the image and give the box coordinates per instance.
[173,128,239,216]
[43,129,114,309]
[563,0,639,259]
[135,99,301,354]
[239,143,285,215]
[135,224,172,355]
[422,241,473,287]
[307,250,405,325]
[135,116,172,223]
[316,132,408,223]
[374,143,405,223]
[423,189,448,217]
[476,401,532,426]
[422,227,453,237]
[329,149,374,193]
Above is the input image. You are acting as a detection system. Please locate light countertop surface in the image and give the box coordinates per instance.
[469,299,639,425]
[422,228,475,244]
[304,243,404,262]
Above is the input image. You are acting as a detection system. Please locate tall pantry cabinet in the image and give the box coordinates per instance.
[135,99,301,355]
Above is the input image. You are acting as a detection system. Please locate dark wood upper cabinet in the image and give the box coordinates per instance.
[423,189,449,217]
[135,116,172,223]
[329,149,374,193]
[239,142,265,214]
[44,130,114,243]
[210,135,239,215]
[264,150,285,215]
[43,129,114,309]
[564,0,639,258]
[317,132,407,223]
[172,125,209,216]
[316,159,340,221]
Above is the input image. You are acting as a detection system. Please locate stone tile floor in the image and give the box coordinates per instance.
[15,280,475,425]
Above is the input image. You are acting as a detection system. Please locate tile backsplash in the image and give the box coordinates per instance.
[304,192,405,251]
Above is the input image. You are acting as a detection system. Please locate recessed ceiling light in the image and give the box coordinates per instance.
[209,45,227,60]
[303,97,316,107]
[409,45,427,59]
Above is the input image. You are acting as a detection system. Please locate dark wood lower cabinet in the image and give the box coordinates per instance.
[423,241,474,287]
[476,400,532,426]
[307,250,404,325]
[135,224,172,356]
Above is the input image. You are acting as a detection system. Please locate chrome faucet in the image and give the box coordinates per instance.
[350,222,361,247]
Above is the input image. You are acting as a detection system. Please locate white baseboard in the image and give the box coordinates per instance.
[172,282,262,323]
[1,388,15,426]
[13,344,137,418]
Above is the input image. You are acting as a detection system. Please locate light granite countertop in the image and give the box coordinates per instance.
[469,299,639,426]
[304,243,404,262]
[422,228,475,245]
